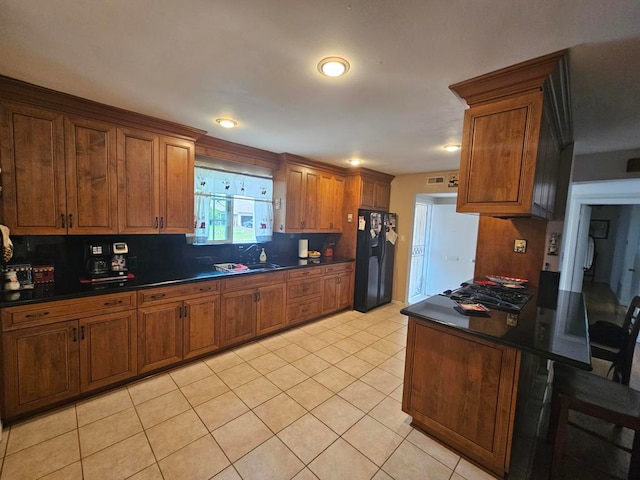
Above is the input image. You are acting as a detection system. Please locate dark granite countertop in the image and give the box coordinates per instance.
[0,256,354,307]
[400,290,591,369]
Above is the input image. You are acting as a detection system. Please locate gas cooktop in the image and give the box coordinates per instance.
[445,282,532,313]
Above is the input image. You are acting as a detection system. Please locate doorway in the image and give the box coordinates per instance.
[560,179,640,299]
[407,195,479,304]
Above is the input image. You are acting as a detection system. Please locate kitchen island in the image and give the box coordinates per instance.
[400,289,590,478]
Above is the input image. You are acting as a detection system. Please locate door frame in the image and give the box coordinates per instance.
[559,179,640,292]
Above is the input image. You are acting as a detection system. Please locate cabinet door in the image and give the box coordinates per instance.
[322,275,339,314]
[333,175,345,231]
[373,182,390,211]
[184,295,221,359]
[360,178,375,209]
[456,92,543,216]
[137,302,183,373]
[403,319,519,477]
[303,169,320,230]
[80,310,137,392]
[285,166,305,231]
[337,272,354,310]
[2,320,79,417]
[160,136,195,233]
[117,127,161,233]
[0,102,66,234]
[319,173,344,232]
[220,290,257,346]
[256,283,286,335]
[65,116,118,234]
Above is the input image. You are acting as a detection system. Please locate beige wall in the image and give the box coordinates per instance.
[388,170,459,303]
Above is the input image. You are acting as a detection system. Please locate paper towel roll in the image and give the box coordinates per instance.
[298,239,308,258]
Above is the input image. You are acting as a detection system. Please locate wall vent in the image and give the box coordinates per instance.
[427,176,445,185]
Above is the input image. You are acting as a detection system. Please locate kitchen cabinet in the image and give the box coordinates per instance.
[0,103,118,234]
[220,271,287,345]
[274,162,320,232]
[137,280,220,373]
[319,173,345,232]
[286,266,324,325]
[1,291,137,418]
[322,263,354,314]
[274,154,346,233]
[403,317,520,478]
[117,127,195,234]
[360,176,390,211]
[449,50,571,218]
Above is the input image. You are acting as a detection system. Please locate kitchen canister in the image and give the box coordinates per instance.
[298,239,308,258]
[4,271,20,291]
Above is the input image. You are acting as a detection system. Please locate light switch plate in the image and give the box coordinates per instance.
[347,213,353,223]
[514,239,527,253]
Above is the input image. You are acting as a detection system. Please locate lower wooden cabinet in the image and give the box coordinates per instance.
[184,295,221,359]
[137,301,184,374]
[80,310,137,392]
[403,317,520,478]
[137,280,221,373]
[322,264,354,314]
[2,320,80,417]
[0,265,353,420]
[2,306,137,418]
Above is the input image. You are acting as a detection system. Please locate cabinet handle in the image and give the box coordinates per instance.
[25,311,50,319]
[337,277,341,284]
[154,217,159,228]
[257,292,261,301]
[68,214,73,228]
[184,305,189,317]
[149,293,166,300]
[72,327,77,342]
[61,213,66,228]
[178,306,183,318]
[160,217,164,229]
[80,326,85,340]
[103,299,123,306]
[198,286,211,292]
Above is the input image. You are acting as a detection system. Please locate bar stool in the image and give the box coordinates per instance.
[548,363,640,479]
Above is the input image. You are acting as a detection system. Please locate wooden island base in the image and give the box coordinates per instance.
[402,317,521,478]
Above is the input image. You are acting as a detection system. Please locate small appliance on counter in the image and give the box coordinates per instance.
[298,239,309,258]
[82,242,132,283]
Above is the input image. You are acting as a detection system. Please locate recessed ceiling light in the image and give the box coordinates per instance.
[216,118,238,129]
[443,144,461,152]
[318,57,350,78]
[348,159,361,166]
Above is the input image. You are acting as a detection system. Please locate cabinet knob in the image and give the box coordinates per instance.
[72,327,77,342]
[61,213,66,228]
[160,217,164,229]
[80,326,85,340]
[68,214,73,228]
[154,217,159,228]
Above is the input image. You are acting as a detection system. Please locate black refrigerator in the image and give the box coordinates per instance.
[354,209,397,313]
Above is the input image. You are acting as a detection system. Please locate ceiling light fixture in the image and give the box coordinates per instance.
[348,159,361,166]
[318,57,350,77]
[216,118,238,129]
[443,144,461,152]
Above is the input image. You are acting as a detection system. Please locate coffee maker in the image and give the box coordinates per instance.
[85,242,129,280]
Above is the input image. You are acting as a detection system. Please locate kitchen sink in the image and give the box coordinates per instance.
[244,263,281,270]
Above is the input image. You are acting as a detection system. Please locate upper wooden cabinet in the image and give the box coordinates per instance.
[360,175,391,211]
[274,154,345,233]
[0,75,205,235]
[117,128,195,234]
[449,50,571,219]
[0,103,120,235]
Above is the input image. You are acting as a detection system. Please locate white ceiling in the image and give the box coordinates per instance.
[1,0,639,175]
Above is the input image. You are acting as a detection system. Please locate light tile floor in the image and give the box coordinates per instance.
[0,303,506,480]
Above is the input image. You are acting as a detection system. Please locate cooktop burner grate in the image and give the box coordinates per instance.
[446,283,532,313]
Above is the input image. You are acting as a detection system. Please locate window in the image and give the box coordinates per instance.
[194,166,273,245]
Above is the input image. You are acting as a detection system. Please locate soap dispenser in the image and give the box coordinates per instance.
[259,248,267,263]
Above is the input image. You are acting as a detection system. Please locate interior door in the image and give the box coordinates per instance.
[571,205,592,292]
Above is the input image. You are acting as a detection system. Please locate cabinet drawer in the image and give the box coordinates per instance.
[287,267,324,280]
[288,278,322,301]
[2,292,136,331]
[287,297,323,325]
[323,263,353,275]
[138,280,219,305]
[222,271,286,293]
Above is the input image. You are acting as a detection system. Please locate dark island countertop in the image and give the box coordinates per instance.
[400,290,591,369]
[0,256,354,307]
